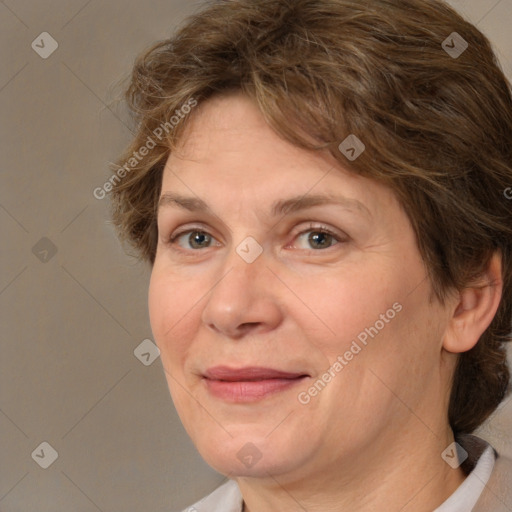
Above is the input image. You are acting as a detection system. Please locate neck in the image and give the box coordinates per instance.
[238,425,467,512]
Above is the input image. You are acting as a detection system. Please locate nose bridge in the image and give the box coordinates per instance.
[200,237,282,336]
[212,235,267,306]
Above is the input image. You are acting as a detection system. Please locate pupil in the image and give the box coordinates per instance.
[311,232,329,248]
[192,232,208,248]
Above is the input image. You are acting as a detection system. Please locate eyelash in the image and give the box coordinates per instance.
[165,223,346,253]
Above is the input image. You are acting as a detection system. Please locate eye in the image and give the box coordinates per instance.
[168,229,217,250]
[165,223,346,253]
[291,224,345,251]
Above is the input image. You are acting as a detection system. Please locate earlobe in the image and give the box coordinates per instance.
[443,252,503,354]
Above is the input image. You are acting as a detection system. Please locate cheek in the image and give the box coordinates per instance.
[298,269,399,354]
[148,269,169,339]
[148,268,197,368]
[301,264,433,404]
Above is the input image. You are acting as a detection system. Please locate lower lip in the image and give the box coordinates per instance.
[204,377,308,402]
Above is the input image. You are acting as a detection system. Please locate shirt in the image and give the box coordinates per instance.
[180,434,511,512]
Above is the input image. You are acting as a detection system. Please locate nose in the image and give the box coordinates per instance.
[200,245,284,339]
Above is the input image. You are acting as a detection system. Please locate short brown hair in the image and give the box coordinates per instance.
[109,0,512,434]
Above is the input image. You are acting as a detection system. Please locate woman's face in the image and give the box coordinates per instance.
[148,92,454,480]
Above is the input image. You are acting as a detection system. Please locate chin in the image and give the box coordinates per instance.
[196,433,303,478]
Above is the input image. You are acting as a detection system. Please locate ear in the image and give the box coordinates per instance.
[442,251,503,354]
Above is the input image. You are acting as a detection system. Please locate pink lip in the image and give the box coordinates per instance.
[203,366,309,402]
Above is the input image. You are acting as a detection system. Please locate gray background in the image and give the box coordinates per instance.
[1,0,511,511]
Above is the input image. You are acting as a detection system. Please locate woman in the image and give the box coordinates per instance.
[110,0,512,510]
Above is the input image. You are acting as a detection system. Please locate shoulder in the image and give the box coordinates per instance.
[179,479,243,512]
[473,446,512,512]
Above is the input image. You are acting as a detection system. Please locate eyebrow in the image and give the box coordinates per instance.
[158,192,372,219]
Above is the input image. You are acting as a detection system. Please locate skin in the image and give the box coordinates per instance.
[148,91,503,511]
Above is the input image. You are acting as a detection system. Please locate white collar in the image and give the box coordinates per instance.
[434,442,495,512]
[183,437,496,512]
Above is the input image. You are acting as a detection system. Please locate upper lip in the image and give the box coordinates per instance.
[203,366,309,381]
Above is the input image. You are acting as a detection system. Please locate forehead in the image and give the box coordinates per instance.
[160,92,397,218]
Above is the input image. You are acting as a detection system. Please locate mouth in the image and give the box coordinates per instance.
[202,366,310,403]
